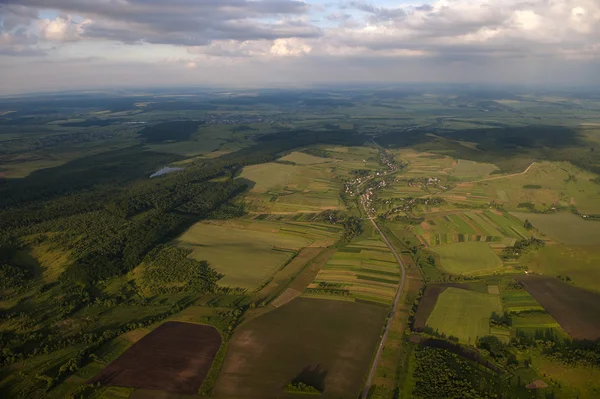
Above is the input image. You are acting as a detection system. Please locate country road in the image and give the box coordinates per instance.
[360,214,407,399]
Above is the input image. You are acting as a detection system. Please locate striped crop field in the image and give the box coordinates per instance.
[411,210,529,248]
[502,289,545,313]
[303,237,400,305]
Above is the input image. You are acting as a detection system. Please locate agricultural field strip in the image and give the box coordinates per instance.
[415,211,528,248]
[308,242,401,304]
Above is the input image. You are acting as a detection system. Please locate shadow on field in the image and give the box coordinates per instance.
[292,365,328,392]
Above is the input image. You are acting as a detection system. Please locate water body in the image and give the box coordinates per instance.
[150,166,184,178]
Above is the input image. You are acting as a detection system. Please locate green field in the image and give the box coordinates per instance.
[411,210,528,248]
[521,245,600,292]
[449,159,499,179]
[306,235,400,305]
[214,298,387,398]
[239,162,342,212]
[501,288,545,313]
[175,219,342,289]
[511,312,560,329]
[425,287,503,344]
[472,162,600,214]
[279,151,331,165]
[430,242,504,276]
[512,212,600,245]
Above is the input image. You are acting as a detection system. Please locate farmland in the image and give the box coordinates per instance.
[413,282,487,331]
[521,245,600,292]
[512,212,600,245]
[175,219,342,289]
[89,322,221,394]
[424,287,503,344]
[213,298,387,399]
[2,88,600,399]
[239,162,342,213]
[517,276,600,340]
[411,210,528,248]
[430,242,504,276]
[453,162,600,214]
[305,232,401,305]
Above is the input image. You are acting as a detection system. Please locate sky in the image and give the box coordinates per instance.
[0,0,599,94]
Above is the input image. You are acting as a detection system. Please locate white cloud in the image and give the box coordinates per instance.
[39,16,89,41]
[270,38,312,56]
[1,0,600,92]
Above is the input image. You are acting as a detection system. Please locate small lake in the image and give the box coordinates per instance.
[150,167,184,178]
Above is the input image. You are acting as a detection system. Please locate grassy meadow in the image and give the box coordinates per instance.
[430,242,504,276]
[521,245,600,292]
[512,212,600,245]
[459,162,600,214]
[239,162,342,213]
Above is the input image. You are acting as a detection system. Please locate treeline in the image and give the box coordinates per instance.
[140,246,223,294]
[138,121,202,143]
[412,346,503,399]
[0,235,31,292]
[316,210,363,242]
[502,237,545,259]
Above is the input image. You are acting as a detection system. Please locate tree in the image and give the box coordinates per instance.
[524,219,533,230]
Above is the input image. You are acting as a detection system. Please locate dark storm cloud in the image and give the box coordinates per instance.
[0,0,321,45]
[0,5,42,54]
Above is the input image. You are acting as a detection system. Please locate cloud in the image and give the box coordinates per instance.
[39,15,89,41]
[2,0,320,47]
[324,0,600,62]
[0,0,599,92]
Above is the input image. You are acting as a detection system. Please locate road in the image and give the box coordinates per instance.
[360,214,407,399]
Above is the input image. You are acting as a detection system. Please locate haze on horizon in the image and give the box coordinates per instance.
[0,0,599,95]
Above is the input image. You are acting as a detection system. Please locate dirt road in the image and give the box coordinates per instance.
[360,214,407,399]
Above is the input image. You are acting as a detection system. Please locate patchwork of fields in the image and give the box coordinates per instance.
[447,162,600,214]
[517,276,600,340]
[412,210,528,247]
[305,236,401,305]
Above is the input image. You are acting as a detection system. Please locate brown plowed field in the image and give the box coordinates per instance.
[517,276,600,340]
[213,298,387,399]
[89,322,221,394]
